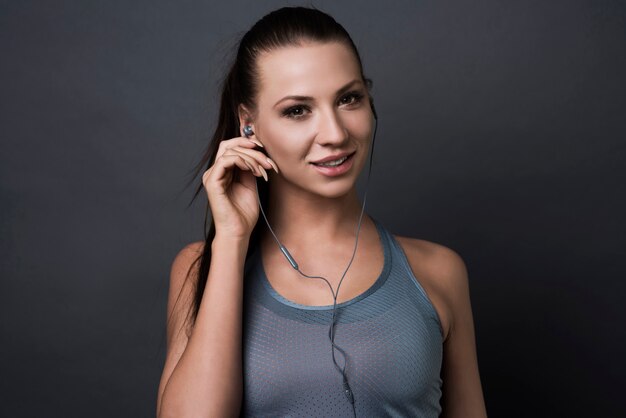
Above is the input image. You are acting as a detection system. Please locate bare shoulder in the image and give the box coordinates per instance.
[170,241,205,284]
[393,235,469,292]
[172,241,205,266]
[393,235,470,341]
[166,241,206,336]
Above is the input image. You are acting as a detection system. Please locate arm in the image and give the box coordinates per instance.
[155,128,273,416]
[438,249,487,418]
[156,236,249,418]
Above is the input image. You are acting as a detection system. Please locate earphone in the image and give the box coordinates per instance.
[243,125,254,138]
[244,99,377,417]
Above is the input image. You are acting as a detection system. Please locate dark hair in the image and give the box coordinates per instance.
[177,6,374,333]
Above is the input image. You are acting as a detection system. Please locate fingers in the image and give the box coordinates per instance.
[265,157,279,173]
[206,136,281,191]
[216,138,277,173]
[225,154,263,180]
[207,148,268,187]
[215,136,257,161]
[215,136,263,158]
[202,156,257,199]
[248,138,264,149]
[225,146,277,175]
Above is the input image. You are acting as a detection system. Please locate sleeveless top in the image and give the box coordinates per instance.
[241,218,444,417]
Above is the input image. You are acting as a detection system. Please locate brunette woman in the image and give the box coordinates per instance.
[157,6,487,417]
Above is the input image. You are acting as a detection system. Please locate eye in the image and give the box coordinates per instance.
[282,105,310,119]
[338,91,364,107]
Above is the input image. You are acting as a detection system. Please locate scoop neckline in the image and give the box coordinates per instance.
[255,218,392,311]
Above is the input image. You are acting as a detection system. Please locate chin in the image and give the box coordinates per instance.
[318,187,354,200]
[276,176,355,200]
[312,177,360,199]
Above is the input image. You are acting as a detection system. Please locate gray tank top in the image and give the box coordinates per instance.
[241,218,443,417]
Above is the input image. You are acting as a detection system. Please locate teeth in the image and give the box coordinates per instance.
[316,156,348,167]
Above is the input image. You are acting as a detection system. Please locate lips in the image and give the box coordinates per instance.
[310,151,356,165]
[310,151,355,176]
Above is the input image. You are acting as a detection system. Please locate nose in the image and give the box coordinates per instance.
[316,108,349,146]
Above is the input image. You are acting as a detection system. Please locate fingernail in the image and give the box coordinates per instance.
[244,161,255,172]
[266,158,279,173]
[249,139,264,148]
[259,166,268,182]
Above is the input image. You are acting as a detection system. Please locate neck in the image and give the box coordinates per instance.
[261,183,366,249]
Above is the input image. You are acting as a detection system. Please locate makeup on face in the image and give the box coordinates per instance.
[252,42,374,195]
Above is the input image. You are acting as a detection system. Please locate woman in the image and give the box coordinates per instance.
[157,6,486,417]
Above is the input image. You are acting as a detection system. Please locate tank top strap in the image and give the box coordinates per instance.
[373,218,445,338]
[370,215,392,254]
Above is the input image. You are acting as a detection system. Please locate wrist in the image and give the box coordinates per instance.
[212,233,250,252]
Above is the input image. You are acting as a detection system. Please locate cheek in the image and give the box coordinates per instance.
[345,114,373,141]
[263,120,316,161]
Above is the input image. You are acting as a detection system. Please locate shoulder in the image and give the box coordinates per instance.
[170,241,205,280]
[166,241,206,332]
[393,235,469,296]
[393,235,470,341]
[174,240,205,260]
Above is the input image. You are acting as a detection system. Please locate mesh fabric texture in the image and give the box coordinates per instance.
[241,218,443,417]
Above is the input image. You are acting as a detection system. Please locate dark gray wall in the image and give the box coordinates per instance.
[1,1,624,417]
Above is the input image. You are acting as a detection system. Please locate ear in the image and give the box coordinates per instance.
[238,104,254,137]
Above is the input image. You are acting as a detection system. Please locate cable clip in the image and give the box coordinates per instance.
[343,380,355,404]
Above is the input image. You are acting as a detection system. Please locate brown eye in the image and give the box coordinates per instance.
[339,92,364,106]
[282,105,310,119]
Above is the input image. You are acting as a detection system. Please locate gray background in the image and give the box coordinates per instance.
[1,0,625,417]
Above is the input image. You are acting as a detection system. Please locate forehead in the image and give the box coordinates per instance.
[255,42,362,105]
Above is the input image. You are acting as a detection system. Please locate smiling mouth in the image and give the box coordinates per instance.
[311,152,355,167]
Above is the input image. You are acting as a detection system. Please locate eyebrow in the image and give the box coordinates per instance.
[272,79,363,108]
